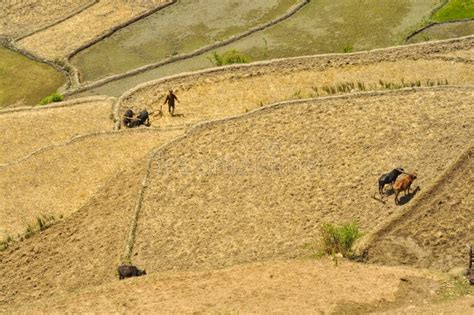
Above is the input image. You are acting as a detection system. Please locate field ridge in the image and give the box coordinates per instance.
[354,144,474,257]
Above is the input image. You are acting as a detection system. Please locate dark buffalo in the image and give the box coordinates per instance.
[123,109,134,128]
[129,110,150,128]
[378,168,404,197]
[137,110,150,126]
[117,265,146,280]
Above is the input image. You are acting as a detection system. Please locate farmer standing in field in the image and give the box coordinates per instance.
[163,89,179,116]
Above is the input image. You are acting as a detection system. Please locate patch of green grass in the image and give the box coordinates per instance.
[436,274,474,301]
[432,0,474,22]
[343,44,354,53]
[320,222,362,258]
[40,91,64,105]
[208,50,251,66]
[0,47,64,107]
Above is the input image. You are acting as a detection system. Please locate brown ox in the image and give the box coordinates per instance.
[393,173,417,204]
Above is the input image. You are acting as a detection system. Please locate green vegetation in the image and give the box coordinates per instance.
[432,0,474,22]
[320,222,362,258]
[343,44,354,53]
[0,214,60,251]
[208,50,252,67]
[437,274,474,301]
[0,47,64,107]
[40,91,64,105]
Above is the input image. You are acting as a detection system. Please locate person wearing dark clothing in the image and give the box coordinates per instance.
[163,90,179,116]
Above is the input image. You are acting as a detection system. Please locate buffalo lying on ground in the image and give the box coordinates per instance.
[117,265,146,280]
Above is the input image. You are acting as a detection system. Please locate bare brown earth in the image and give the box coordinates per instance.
[0,129,181,240]
[118,37,474,130]
[434,48,474,60]
[0,38,473,313]
[16,0,169,60]
[0,258,450,314]
[0,97,114,165]
[0,0,92,38]
[365,146,473,271]
[133,87,473,273]
[0,161,146,308]
[376,295,474,314]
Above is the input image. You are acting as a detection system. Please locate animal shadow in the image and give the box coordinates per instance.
[397,186,421,205]
[172,113,185,117]
[384,188,395,196]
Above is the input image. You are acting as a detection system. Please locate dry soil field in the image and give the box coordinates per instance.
[1,3,473,312]
[0,128,181,240]
[365,146,473,271]
[0,161,148,307]
[114,37,473,131]
[0,0,92,38]
[16,0,170,60]
[132,87,473,273]
[0,97,114,165]
[0,258,454,313]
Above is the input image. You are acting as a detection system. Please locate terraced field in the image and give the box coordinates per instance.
[132,87,473,273]
[365,146,473,271]
[72,0,443,95]
[71,0,300,82]
[408,20,474,43]
[0,129,181,240]
[0,97,114,164]
[0,0,92,38]
[16,0,169,60]
[0,259,450,313]
[114,38,473,128]
[1,1,474,312]
[2,86,472,313]
[78,36,474,99]
[0,162,147,306]
[0,47,64,107]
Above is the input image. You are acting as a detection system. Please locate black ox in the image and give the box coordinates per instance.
[378,168,404,197]
[129,110,150,128]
